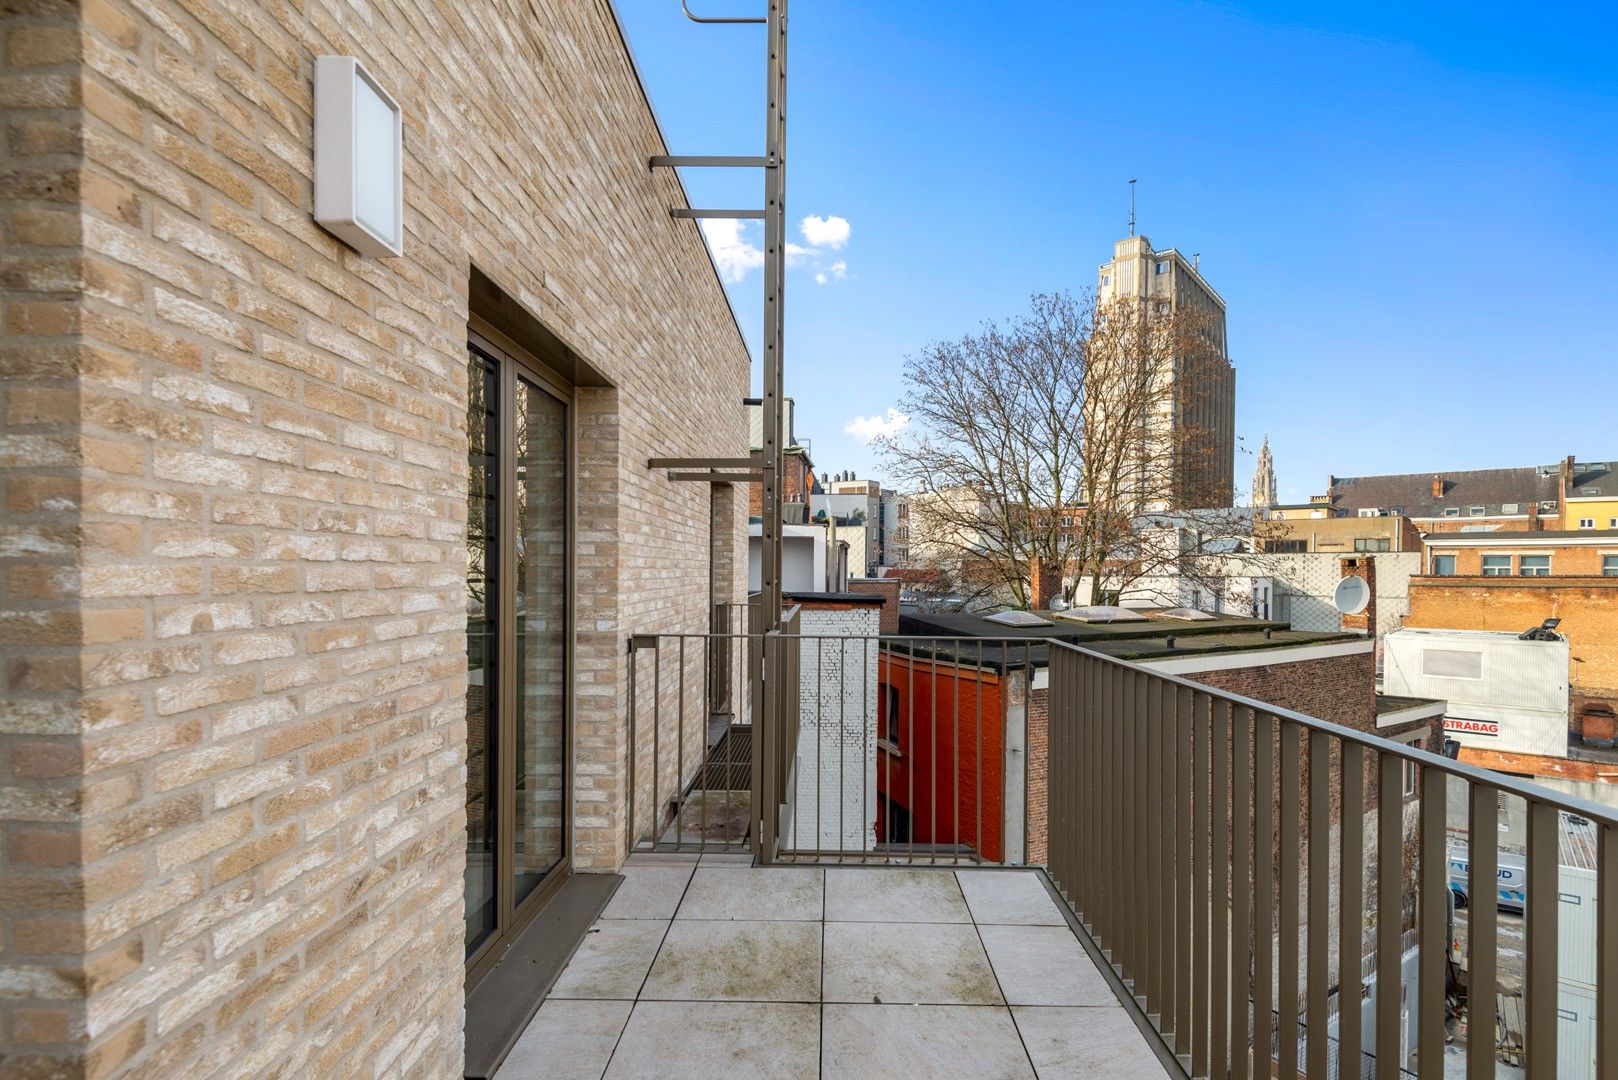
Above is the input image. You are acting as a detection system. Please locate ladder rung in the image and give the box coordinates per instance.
[672,208,764,220]
[651,155,772,169]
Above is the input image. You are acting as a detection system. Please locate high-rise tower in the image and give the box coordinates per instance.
[1097,234,1237,507]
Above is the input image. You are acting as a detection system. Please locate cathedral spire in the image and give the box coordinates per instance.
[1251,436,1277,509]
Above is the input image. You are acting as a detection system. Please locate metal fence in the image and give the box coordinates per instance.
[1046,640,1618,1080]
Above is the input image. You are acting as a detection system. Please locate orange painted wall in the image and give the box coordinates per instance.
[876,651,1006,861]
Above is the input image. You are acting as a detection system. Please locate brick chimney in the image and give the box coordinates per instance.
[1029,558,1063,611]
[1431,474,1444,499]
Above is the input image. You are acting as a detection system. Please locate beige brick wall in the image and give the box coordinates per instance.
[1,0,749,1076]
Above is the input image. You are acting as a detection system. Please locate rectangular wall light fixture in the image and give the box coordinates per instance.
[313,56,403,257]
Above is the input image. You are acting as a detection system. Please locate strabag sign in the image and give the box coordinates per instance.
[1444,717,1499,738]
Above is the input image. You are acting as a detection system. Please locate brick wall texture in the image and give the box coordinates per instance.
[1,1,748,1076]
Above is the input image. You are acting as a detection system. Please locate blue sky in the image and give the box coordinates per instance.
[615,1,1618,503]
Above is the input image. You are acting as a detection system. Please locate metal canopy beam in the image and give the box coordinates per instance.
[650,155,772,169]
[666,471,762,483]
[647,456,759,469]
[671,208,764,220]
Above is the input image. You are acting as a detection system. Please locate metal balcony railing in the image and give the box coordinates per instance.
[624,625,1618,1079]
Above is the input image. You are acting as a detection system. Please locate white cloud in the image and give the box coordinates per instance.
[785,242,813,266]
[814,260,849,286]
[844,408,910,443]
[701,219,764,283]
[800,214,851,250]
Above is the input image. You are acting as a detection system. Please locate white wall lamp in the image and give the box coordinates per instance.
[313,55,402,257]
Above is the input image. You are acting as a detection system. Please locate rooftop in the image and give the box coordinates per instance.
[496,859,1170,1080]
[1327,465,1557,518]
[894,609,1362,667]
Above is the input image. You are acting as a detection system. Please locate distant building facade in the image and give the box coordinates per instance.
[1097,235,1237,508]
[1251,436,1277,509]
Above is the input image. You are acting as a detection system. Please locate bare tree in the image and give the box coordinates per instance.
[879,290,1265,611]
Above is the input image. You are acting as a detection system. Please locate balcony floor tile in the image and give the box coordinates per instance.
[493,999,631,1080]
[675,866,823,921]
[1014,1005,1172,1078]
[639,919,822,1002]
[956,868,1068,925]
[822,921,1003,1005]
[605,1001,819,1080]
[600,864,694,920]
[977,924,1118,1007]
[821,1003,1035,1079]
[547,920,668,1000]
[824,866,972,923]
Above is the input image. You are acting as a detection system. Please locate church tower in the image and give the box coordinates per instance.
[1250,436,1277,508]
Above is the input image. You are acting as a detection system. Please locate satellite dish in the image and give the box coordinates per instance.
[1334,576,1370,615]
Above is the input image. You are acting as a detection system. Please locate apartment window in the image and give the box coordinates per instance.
[1518,555,1550,576]
[1357,508,1381,518]
[1432,554,1456,576]
[1443,507,1460,517]
[1481,555,1511,576]
[1101,274,1111,286]
[1060,515,1073,528]
[1580,518,1596,529]
[1610,518,1617,528]
[1605,555,1618,577]
[1469,506,1486,517]
[1354,538,1391,552]
[1155,262,1169,275]
[1269,539,1307,553]
[1389,505,1405,516]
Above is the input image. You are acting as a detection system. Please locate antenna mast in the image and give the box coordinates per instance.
[1128,178,1137,236]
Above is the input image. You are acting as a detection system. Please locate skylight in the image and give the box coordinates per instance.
[982,610,1053,628]
[1054,606,1149,624]
[1152,607,1216,621]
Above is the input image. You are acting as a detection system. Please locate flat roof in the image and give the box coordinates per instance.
[892,609,1362,668]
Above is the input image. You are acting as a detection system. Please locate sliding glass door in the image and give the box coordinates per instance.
[465,329,572,982]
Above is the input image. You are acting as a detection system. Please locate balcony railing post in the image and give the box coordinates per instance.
[1307,729,1330,1080]
[1231,706,1253,1080]
[1175,683,1193,1058]
[1211,698,1231,1080]
[1526,799,1560,1077]
[1253,717,1275,1080]
[1417,765,1447,1080]
[1339,743,1366,1080]
[1376,750,1402,1080]
[1192,691,1212,1078]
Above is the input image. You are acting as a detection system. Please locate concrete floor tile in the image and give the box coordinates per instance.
[956,869,1067,925]
[978,924,1117,1006]
[676,867,822,921]
[1013,1006,1173,1078]
[548,921,668,1000]
[493,999,631,1080]
[601,865,693,920]
[824,867,971,923]
[822,921,1002,1005]
[604,1001,818,1079]
[822,1003,1035,1079]
[641,919,822,1002]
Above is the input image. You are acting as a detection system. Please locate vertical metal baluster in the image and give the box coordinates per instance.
[1277,720,1300,1080]
[1123,667,1138,982]
[1599,820,1616,1080]
[1022,644,1030,872]
[1339,743,1365,1080]
[1376,751,1402,1080]
[862,637,869,858]
[977,641,984,864]
[1212,699,1231,1080]
[1526,799,1559,1078]
[1306,731,1330,1080]
[652,643,662,847]
[1137,672,1151,996]
[627,644,639,853]
[907,641,915,866]
[1193,692,1211,1078]
[1145,671,1163,1015]
[1231,706,1253,1080]
[1176,684,1193,1058]
[1161,678,1176,1037]
[838,638,847,861]
[952,640,960,865]
[677,636,685,850]
[1254,717,1275,1080]
[930,640,940,867]
[1418,765,1447,1080]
